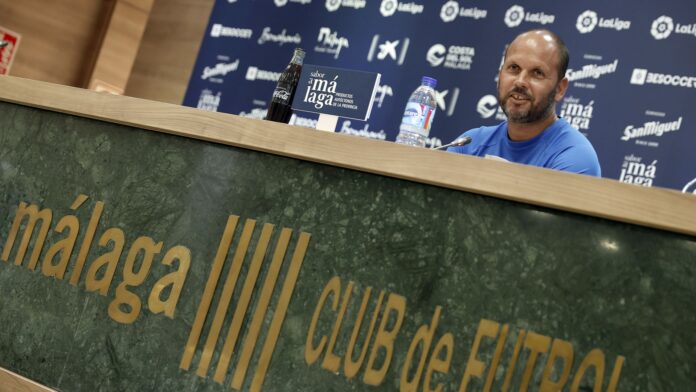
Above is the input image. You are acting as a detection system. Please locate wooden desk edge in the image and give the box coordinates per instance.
[1,76,695,236]
[0,367,55,392]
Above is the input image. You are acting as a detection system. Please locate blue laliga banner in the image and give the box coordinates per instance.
[183,0,696,193]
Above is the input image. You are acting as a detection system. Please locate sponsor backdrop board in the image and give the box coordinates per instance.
[183,0,696,194]
[0,26,21,76]
[2,95,696,391]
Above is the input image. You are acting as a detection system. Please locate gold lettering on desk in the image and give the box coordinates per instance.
[305,276,406,387]
[459,320,625,392]
[0,195,191,324]
[179,215,311,392]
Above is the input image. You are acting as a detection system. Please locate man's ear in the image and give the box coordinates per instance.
[555,77,569,102]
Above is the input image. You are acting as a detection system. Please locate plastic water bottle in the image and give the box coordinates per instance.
[395,76,437,147]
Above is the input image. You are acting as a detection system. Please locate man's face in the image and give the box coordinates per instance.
[497,32,567,124]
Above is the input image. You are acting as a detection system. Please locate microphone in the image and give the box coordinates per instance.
[431,136,472,150]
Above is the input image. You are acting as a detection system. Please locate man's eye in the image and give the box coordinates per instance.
[534,70,545,77]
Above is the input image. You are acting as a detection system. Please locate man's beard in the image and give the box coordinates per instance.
[499,85,557,124]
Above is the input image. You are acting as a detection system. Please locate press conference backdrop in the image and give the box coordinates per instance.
[182,0,696,193]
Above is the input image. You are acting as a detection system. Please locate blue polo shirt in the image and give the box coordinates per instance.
[447,118,601,176]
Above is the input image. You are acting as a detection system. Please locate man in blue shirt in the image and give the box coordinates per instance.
[448,29,601,177]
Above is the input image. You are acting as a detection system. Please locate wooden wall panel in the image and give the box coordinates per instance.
[87,0,154,94]
[125,0,215,104]
[0,0,111,86]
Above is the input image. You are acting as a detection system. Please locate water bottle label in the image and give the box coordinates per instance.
[400,102,435,136]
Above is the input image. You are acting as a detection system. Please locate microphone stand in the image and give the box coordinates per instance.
[430,136,472,150]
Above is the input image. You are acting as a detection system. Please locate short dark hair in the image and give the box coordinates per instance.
[506,29,570,80]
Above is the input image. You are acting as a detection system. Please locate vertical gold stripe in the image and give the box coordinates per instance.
[230,228,292,390]
[196,219,257,377]
[179,215,239,370]
[250,232,311,392]
[213,223,275,383]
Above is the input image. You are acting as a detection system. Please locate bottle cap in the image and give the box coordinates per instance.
[421,76,437,88]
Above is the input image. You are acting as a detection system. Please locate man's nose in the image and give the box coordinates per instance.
[513,71,531,88]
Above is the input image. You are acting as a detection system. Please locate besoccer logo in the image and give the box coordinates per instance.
[651,15,674,39]
[380,0,397,17]
[440,1,459,23]
[576,10,598,33]
[630,68,648,85]
[504,5,525,28]
[326,0,340,12]
[274,0,287,6]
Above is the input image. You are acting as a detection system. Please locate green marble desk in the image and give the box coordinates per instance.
[0,76,695,391]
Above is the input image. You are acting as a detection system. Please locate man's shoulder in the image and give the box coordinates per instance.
[544,119,590,146]
[460,122,506,140]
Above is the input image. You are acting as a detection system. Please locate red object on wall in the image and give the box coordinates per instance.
[0,26,21,76]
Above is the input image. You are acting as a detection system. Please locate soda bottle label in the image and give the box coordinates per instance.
[400,102,436,136]
[271,85,292,104]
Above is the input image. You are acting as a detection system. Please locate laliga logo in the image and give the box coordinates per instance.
[651,15,674,39]
[426,44,446,67]
[504,5,525,28]
[576,10,598,33]
[325,0,340,12]
[380,0,397,16]
[683,178,696,195]
[440,1,458,23]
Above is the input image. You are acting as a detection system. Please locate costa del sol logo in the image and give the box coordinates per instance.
[651,16,674,39]
[576,10,598,33]
[504,5,554,28]
[476,94,506,121]
[439,1,487,23]
[426,44,446,67]
[426,43,475,70]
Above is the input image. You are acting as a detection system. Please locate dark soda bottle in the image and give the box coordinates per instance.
[265,48,306,123]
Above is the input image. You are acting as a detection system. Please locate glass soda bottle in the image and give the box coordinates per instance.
[395,76,438,147]
[265,48,306,123]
